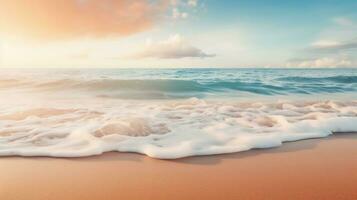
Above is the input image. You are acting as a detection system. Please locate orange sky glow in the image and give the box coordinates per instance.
[0,0,167,40]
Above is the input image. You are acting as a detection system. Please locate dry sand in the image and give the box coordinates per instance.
[0,133,356,200]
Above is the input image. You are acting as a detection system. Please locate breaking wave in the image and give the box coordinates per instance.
[0,68,356,159]
[0,98,356,159]
[1,76,356,99]
[276,75,357,84]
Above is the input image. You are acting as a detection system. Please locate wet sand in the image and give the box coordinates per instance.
[0,133,356,200]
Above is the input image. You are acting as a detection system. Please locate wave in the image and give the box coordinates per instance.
[276,75,357,84]
[1,77,356,98]
[0,69,356,159]
[0,99,356,158]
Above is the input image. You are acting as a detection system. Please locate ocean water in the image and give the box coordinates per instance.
[0,68,356,158]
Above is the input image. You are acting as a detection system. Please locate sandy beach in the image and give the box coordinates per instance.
[0,133,356,200]
[2,1,357,199]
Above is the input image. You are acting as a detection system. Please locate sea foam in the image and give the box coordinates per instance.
[0,97,356,159]
[0,68,356,159]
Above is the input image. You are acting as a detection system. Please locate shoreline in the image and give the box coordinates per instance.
[0,133,356,200]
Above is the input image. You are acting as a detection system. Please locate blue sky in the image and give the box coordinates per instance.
[1,0,357,67]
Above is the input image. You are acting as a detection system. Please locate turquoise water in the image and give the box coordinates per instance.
[0,68,356,158]
[2,68,357,99]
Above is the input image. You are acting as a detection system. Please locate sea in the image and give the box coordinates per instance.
[0,68,356,158]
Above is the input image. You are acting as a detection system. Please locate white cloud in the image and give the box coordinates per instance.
[172,8,188,19]
[311,40,341,48]
[286,57,355,68]
[288,17,357,68]
[130,34,215,59]
[308,38,357,53]
[311,18,356,50]
[170,0,198,7]
[170,0,199,20]
[333,17,354,26]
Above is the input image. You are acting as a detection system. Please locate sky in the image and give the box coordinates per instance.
[0,0,357,68]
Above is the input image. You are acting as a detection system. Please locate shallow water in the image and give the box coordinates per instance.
[0,68,356,158]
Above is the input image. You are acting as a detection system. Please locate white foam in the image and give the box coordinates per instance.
[0,95,356,159]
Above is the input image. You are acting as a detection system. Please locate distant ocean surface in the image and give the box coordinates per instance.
[0,68,356,158]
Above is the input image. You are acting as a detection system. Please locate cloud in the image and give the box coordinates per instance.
[287,39,357,67]
[307,17,357,55]
[0,0,167,40]
[286,57,355,68]
[170,0,198,7]
[130,34,215,59]
[311,40,342,48]
[288,39,357,67]
[310,38,357,53]
[172,8,189,19]
[170,0,199,20]
[287,17,357,68]
[308,18,357,55]
[333,17,354,26]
